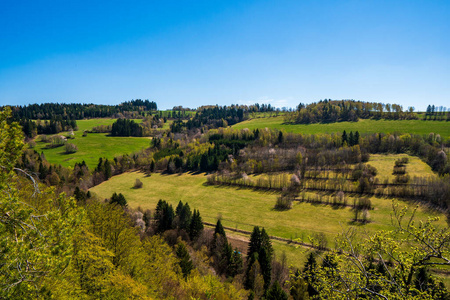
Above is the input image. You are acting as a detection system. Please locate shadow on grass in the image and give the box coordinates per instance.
[202,182,281,196]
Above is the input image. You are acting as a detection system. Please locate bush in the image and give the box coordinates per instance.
[45,136,66,148]
[275,195,293,210]
[134,178,143,189]
[39,135,50,143]
[64,143,78,154]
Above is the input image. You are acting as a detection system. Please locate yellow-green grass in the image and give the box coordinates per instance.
[369,154,436,182]
[89,172,447,248]
[232,116,450,139]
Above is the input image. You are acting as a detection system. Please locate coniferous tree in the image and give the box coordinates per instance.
[104,159,112,179]
[175,201,192,231]
[266,281,289,300]
[176,241,193,279]
[248,226,262,259]
[213,219,227,243]
[110,192,127,207]
[342,130,348,146]
[349,131,354,146]
[155,200,174,233]
[246,226,273,291]
[303,252,319,298]
[353,131,360,145]
[229,249,244,277]
[189,209,203,240]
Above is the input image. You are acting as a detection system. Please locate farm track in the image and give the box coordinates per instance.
[203,221,329,252]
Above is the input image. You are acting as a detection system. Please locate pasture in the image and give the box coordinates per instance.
[34,119,151,168]
[233,116,450,139]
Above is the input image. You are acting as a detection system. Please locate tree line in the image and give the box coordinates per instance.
[284,99,418,124]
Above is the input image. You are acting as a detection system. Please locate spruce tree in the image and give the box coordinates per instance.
[266,281,288,300]
[354,131,360,145]
[155,200,174,233]
[110,192,127,207]
[342,130,348,146]
[248,226,262,258]
[214,219,227,242]
[176,241,193,279]
[189,209,203,240]
[176,202,191,230]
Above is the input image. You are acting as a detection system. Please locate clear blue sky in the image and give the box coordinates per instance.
[0,0,448,111]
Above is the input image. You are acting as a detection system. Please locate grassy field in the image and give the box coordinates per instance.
[369,153,437,182]
[88,153,447,273]
[233,116,450,138]
[34,119,151,169]
[89,160,446,268]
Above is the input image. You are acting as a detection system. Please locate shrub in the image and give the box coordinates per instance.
[46,135,66,148]
[39,135,50,143]
[274,195,293,210]
[64,143,78,154]
[134,178,143,189]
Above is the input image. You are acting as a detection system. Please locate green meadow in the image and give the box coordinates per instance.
[233,116,450,139]
[34,119,151,169]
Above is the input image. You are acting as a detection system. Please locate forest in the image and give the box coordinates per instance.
[1,99,450,299]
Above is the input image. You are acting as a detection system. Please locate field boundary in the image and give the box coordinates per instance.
[203,221,329,251]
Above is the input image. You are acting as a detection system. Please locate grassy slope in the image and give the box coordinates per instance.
[89,154,446,268]
[89,171,445,240]
[34,119,151,169]
[233,116,450,138]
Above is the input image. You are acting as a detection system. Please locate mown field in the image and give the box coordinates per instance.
[34,119,152,169]
[233,116,450,138]
[89,154,446,269]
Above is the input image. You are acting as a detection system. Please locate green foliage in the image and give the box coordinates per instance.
[214,219,226,241]
[303,202,450,299]
[110,192,127,207]
[0,108,82,298]
[176,241,194,278]
[0,107,246,299]
[155,199,174,233]
[246,226,274,291]
[266,281,289,300]
[189,209,204,240]
[111,118,143,137]
[64,142,78,153]
[175,200,192,230]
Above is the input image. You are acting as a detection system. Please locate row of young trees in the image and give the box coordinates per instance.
[424,104,450,121]
[285,99,418,124]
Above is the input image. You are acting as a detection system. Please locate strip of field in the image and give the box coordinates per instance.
[232,116,450,138]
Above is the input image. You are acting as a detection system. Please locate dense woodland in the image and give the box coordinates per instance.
[2,99,450,299]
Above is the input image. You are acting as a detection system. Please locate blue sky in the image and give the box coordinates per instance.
[0,0,448,111]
